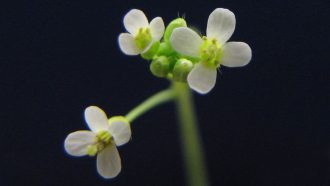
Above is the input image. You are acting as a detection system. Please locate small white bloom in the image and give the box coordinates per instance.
[170,8,252,94]
[118,9,165,55]
[64,106,131,179]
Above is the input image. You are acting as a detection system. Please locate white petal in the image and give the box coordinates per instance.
[149,17,165,41]
[109,119,131,146]
[123,9,149,35]
[97,144,121,179]
[187,63,217,94]
[118,33,142,55]
[170,27,203,57]
[64,131,96,157]
[221,42,252,67]
[84,106,109,132]
[206,8,236,45]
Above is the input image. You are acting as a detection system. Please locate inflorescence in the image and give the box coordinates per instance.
[64,7,252,179]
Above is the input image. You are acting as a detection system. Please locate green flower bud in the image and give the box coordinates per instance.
[150,56,171,78]
[164,18,187,43]
[141,41,160,60]
[173,58,193,82]
[157,42,175,56]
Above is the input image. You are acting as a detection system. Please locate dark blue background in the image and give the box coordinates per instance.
[1,0,329,185]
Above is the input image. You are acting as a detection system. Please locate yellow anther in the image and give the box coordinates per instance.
[97,131,112,144]
[199,38,223,68]
[86,131,113,156]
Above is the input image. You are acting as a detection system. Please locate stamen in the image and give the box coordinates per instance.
[86,131,113,156]
[199,38,223,68]
[134,27,152,50]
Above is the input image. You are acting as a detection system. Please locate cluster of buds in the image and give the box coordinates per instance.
[119,8,252,94]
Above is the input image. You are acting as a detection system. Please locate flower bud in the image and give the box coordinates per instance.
[157,42,175,56]
[164,18,187,43]
[173,58,193,82]
[150,56,171,78]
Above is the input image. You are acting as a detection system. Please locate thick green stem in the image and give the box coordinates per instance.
[173,82,209,186]
[125,88,176,123]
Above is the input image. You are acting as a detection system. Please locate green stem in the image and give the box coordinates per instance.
[173,82,209,186]
[125,88,176,123]
[124,83,208,186]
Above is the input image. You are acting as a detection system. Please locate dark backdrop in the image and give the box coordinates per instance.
[1,0,329,185]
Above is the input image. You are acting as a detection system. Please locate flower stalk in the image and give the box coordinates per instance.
[125,83,209,186]
[173,82,209,186]
[125,88,176,123]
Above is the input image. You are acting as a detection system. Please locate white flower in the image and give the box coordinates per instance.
[118,9,165,55]
[170,8,252,94]
[64,106,131,179]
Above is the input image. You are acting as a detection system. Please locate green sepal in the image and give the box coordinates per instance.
[141,41,160,60]
[150,56,171,78]
[157,42,176,56]
[173,58,193,82]
[108,116,130,127]
[164,18,187,43]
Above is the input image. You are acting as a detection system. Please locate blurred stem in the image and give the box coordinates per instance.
[125,88,176,123]
[125,83,209,186]
[172,82,209,186]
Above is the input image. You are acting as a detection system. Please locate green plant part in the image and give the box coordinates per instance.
[150,56,171,78]
[164,18,187,43]
[173,58,193,82]
[108,116,131,129]
[157,42,176,56]
[141,41,160,60]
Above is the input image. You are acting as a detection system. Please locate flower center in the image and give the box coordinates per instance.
[134,27,152,50]
[87,131,113,156]
[199,37,223,68]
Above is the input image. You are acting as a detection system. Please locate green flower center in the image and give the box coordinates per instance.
[134,27,152,50]
[199,37,223,68]
[87,131,113,156]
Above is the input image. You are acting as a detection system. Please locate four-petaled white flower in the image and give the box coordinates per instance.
[170,8,252,94]
[118,9,165,55]
[64,106,131,179]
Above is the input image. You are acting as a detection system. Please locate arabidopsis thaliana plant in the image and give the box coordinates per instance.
[170,8,252,94]
[64,106,131,179]
[118,9,165,55]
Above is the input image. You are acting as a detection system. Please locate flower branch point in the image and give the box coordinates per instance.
[170,8,252,94]
[64,106,131,179]
[118,9,165,56]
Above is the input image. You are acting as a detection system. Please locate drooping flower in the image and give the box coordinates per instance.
[118,9,165,55]
[170,8,252,94]
[64,106,131,179]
